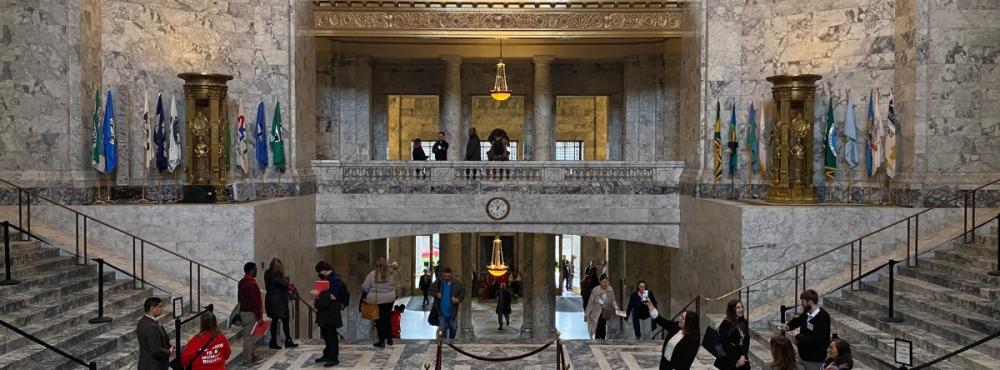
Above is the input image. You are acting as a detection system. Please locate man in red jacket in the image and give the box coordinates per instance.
[238,262,263,365]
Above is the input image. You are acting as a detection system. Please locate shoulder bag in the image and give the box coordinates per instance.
[360,285,380,321]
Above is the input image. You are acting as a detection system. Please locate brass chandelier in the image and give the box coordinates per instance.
[490,39,512,101]
[486,234,509,277]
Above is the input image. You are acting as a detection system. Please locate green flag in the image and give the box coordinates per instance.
[746,102,758,173]
[823,95,838,181]
[270,102,286,172]
[91,90,104,173]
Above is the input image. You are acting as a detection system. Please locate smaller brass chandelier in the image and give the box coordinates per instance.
[486,234,509,277]
[490,39,511,101]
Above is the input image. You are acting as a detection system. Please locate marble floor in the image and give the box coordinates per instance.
[240,339,720,370]
[398,294,589,340]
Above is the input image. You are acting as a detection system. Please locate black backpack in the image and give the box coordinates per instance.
[333,277,350,310]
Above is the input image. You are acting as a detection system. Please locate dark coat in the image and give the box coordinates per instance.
[412,146,428,161]
[787,308,832,362]
[264,269,291,319]
[316,274,344,329]
[652,314,700,370]
[715,319,751,370]
[432,140,449,160]
[465,134,482,160]
[429,279,465,317]
[495,289,512,315]
[137,315,171,370]
[626,290,659,320]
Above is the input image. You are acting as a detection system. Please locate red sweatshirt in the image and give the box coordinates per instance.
[238,274,263,318]
[180,332,231,370]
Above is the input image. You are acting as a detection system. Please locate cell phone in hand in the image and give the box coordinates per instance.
[641,291,649,301]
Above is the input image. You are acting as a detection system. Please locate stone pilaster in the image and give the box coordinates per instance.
[442,56,463,161]
[518,233,535,338]
[532,56,555,161]
[529,234,557,339]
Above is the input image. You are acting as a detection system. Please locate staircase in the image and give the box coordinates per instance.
[821,225,1000,370]
[0,231,244,369]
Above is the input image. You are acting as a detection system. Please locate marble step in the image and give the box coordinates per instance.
[917,257,1000,286]
[0,245,61,269]
[898,265,1000,301]
[825,297,998,370]
[0,261,99,297]
[844,287,1000,358]
[0,281,152,365]
[0,275,131,326]
[935,249,999,271]
[941,241,999,259]
[0,255,84,284]
[888,274,1000,321]
[823,304,966,370]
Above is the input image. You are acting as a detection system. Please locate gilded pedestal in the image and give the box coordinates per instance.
[765,74,821,204]
[178,73,233,202]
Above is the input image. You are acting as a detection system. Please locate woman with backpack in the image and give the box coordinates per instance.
[179,313,231,370]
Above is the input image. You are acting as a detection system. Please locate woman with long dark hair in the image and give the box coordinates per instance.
[625,280,658,339]
[264,258,298,349]
[822,338,854,370]
[766,335,804,370]
[647,300,701,370]
[715,299,750,370]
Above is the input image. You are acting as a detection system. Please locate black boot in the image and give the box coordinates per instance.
[285,340,299,348]
[269,339,281,350]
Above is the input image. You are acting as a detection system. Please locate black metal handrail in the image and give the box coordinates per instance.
[706,177,1000,320]
[900,330,1000,370]
[0,178,318,337]
[175,304,215,360]
[0,318,96,369]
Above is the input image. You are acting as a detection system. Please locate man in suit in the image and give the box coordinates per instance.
[419,268,433,307]
[780,289,831,370]
[465,127,481,161]
[137,297,171,370]
[432,132,449,160]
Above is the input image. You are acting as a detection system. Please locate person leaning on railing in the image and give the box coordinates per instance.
[179,313,232,370]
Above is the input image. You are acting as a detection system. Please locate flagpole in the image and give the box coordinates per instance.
[277,171,284,198]
[157,173,163,204]
[173,171,180,202]
[95,174,103,204]
[106,172,113,203]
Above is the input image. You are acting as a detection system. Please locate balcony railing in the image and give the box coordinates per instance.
[315,160,683,184]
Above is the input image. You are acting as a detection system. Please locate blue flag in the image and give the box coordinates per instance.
[154,95,168,173]
[101,90,117,174]
[254,102,269,172]
[843,94,861,169]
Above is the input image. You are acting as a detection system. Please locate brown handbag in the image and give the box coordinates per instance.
[361,289,379,320]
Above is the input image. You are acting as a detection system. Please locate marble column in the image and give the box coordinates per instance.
[388,236,415,297]
[532,56,555,161]
[518,234,535,338]
[328,241,374,340]
[530,234,557,339]
[607,239,627,304]
[621,242,671,313]
[442,56,463,161]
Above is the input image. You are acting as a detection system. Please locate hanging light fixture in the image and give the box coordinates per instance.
[486,234,509,277]
[490,39,512,101]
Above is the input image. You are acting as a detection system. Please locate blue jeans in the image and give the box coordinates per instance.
[440,315,458,339]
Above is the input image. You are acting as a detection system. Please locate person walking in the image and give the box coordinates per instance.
[565,261,574,291]
[429,267,465,339]
[821,337,854,370]
[412,138,428,160]
[715,299,750,370]
[136,297,171,370]
[647,300,701,370]
[180,313,232,370]
[625,280,659,339]
[779,289,831,370]
[312,261,345,367]
[585,274,619,340]
[465,127,481,161]
[580,265,599,313]
[264,258,299,349]
[432,132,449,160]
[419,268,433,307]
[495,282,512,330]
[237,262,263,365]
[362,257,400,347]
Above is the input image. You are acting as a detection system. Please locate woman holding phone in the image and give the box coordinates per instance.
[626,280,658,339]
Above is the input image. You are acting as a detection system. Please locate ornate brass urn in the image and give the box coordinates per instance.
[178,72,233,202]
[765,74,821,204]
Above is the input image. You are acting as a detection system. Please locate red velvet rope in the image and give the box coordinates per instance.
[445,338,556,362]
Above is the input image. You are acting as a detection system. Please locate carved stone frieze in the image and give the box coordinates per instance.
[314,1,684,37]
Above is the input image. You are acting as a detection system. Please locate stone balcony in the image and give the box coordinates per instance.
[312,160,684,246]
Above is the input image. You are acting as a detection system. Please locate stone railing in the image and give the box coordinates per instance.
[314,160,684,185]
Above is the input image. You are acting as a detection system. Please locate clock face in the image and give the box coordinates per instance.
[486,197,510,220]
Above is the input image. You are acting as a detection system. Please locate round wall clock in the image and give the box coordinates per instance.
[485,197,510,220]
